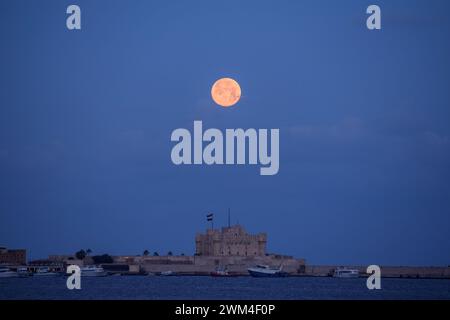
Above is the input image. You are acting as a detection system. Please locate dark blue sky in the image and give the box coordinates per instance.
[1,0,449,265]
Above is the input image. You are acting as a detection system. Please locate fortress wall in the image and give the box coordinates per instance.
[139,255,305,274]
[111,256,449,278]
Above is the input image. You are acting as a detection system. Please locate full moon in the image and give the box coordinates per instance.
[211,78,241,107]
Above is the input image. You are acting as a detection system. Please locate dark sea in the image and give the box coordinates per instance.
[1,276,449,300]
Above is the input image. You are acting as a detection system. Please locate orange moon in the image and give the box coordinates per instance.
[211,78,241,107]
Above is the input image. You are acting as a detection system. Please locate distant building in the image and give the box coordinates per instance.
[27,259,64,273]
[0,246,27,265]
[195,225,267,257]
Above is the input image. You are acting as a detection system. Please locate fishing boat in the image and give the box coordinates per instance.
[333,267,360,278]
[81,266,108,277]
[247,265,288,278]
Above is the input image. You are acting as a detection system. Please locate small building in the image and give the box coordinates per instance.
[0,246,27,265]
[195,225,267,257]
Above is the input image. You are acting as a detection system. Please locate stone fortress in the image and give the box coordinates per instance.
[114,224,305,275]
[195,225,267,257]
[43,223,450,278]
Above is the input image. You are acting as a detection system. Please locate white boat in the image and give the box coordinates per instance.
[81,266,108,277]
[160,270,174,276]
[333,267,360,278]
[17,267,32,277]
[211,266,232,277]
[34,267,59,277]
[248,265,288,278]
[0,267,19,278]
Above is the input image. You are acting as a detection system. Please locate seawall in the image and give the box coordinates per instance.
[305,265,450,279]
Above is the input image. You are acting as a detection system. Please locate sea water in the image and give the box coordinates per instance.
[1,276,450,300]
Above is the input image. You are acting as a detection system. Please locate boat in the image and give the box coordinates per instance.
[211,266,233,277]
[34,267,59,277]
[0,267,19,278]
[333,267,360,278]
[160,270,174,276]
[247,265,288,278]
[17,267,32,277]
[81,266,108,277]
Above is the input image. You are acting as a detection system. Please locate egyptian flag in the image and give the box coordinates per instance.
[207,213,213,221]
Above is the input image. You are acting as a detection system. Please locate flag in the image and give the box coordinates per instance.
[207,213,213,221]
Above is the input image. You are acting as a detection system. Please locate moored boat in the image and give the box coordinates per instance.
[211,266,233,277]
[333,267,360,278]
[248,265,288,278]
[0,267,19,278]
[81,266,108,277]
[34,267,59,277]
[17,267,32,277]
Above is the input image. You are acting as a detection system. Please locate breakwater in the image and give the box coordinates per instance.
[47,255,450,279]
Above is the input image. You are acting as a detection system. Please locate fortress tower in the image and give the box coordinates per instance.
[195,225,267,257]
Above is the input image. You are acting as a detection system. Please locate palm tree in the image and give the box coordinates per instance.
[167,251,173,256]
[153,251,159,256]
[86,249,92,256]
[143,250,149,256]
[75,249,86,260]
